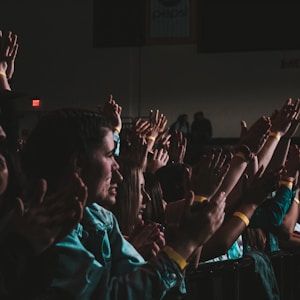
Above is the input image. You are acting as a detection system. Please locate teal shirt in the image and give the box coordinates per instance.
[246,185,295,252]
[51,203,185,299]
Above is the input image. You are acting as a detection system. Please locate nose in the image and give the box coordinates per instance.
[112,169,123,183]
[142,188,151,204]
[112,156,120,171]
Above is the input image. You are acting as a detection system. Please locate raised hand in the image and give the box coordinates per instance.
[125,134,148,170]
[237,116,271,156]
[145,110,167,152]
[100,95,122,131]
[147,147,169,174]
[149,109,168,138]
[242,166,282,206]
[282,98,300,139]
[191,148,230,199]
[134,118,151,137]
[271,98,300,137]
[282,143,300,182]
[165,189,226,259]
[0,30,18,79]
[11,172,87,255]
[168,130,187,164]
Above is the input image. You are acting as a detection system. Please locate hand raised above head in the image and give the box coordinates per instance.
[147,147,169,174]
[271,98,300,136]
[0,30,18,79]
[236,116,271,155]
[191,147,230,199]
[168,130,187,164]
[100,95,122,130]
[243,166,282,207]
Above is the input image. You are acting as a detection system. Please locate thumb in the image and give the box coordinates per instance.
[30,178,47,207]
[15,197,25,216]
[185,190,194,207]
[240,120,247,137]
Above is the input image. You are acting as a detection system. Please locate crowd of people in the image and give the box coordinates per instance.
[1,29,300,300]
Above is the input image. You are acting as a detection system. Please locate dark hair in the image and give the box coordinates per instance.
[0,139,22,214]
[21,108,110,189]
[155,163,191,203]
[143,171,166,226]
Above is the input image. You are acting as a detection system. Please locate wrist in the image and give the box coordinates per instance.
[166,240,197,262]
[234,144,255,162]
[0,71,7,78]
[162,245,188,270]
[194,195,208,202]
[114,126,121,134]
[269,131,281,141]
[279,179,294,189]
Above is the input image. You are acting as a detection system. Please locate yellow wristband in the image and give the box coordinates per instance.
[269,131,281,141]
[163,246,187,270]
[234,152,249,162]
[114,126,121,134]
[294,197,300,205]
[147,136,156,141]
[279,180,293,189]
[0,71,6,77]
[194,195,208,202]
[233,211,250,227]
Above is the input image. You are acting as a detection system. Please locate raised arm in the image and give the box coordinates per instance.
[0,30,18,91]
[200,167,281,262]
[257,98,300,173]
[216,115,271,206]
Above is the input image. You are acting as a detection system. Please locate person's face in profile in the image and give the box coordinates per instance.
[81,130,120,205]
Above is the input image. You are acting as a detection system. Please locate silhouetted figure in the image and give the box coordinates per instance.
[170,114,190,137]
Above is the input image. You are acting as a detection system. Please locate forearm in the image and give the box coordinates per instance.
[217,155,248,205]
[265,137,290,173]
[201,202,257,261]
[256,132,282,173]
[0,71,11,90]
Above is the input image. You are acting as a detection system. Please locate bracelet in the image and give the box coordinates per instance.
[294,197,300,205]
[146,136,156,141]
[235,144,255,162]
[194,195,208,202]
[233,211,250,227]
[162,246,187,270]
[234,152,249,162]
[279,180,293,189]
[0,71,6,78]
[269,131,281,141]
[114,126,121,134]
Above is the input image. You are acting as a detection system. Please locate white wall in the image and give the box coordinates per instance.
[1,0,300,137]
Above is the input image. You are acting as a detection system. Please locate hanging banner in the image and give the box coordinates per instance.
[146,0,195,44]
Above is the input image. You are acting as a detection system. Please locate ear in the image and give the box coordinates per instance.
[70,154,83,174]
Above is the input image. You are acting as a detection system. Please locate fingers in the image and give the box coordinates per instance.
[29,178,47,207]
[240,120,248,137]
[15,197,25,217]
[210,190,226,206]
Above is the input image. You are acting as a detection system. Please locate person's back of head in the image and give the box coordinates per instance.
[155,163,191,203]
[194,111,204,121]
